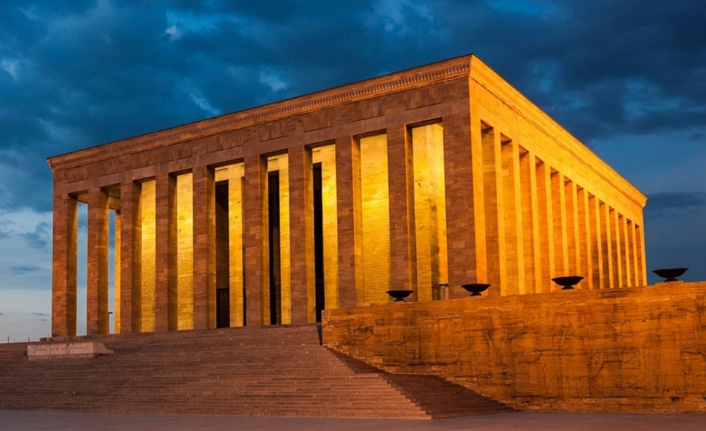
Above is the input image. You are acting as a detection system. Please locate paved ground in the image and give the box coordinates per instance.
[1,411,706,431]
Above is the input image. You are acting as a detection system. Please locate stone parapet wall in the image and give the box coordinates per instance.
[322,282,706,412]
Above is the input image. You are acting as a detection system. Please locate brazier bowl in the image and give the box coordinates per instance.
[552,276,584,290]
[386,290,413,302]
[652,267,688,282]
[461,283,491,297]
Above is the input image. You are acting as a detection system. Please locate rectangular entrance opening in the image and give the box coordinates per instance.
[215,181,230,328]
[313,163,325,322]
[268,171,282,325]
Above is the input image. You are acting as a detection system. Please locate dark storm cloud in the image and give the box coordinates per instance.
[0,0,704,216]
[645,192,706,219]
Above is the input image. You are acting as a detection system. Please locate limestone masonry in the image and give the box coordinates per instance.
[47,54,647,338]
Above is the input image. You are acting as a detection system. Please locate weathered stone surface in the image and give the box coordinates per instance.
[27,342,114,360]
[323,282,706,413]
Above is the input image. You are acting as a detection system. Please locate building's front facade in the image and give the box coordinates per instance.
[48,55,647,338]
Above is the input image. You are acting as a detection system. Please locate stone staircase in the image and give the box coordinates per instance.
[0,325,512,419]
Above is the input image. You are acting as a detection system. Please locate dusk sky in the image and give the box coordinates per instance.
[1,0,705,341]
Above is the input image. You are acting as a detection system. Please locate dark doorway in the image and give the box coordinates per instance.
[268,171,282,325]
[216,288,230,328]
[215,181,230,328]
[313,163,325,322]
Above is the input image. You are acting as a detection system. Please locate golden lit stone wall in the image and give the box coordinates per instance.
[312,145,339,310]
[140,180,156,332]
[267,155,291,324]
[114,211,121,333]
[324,282,706,413]
[226,164,245,327]
[412,124,448,302]
[359,134,390,306]
[470,60,647,292]
[176,173,193,330]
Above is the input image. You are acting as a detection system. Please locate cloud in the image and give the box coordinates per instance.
[32,312,49,317]
[20,221,50,250]
[11,265,40,275]
[645,192,706,219]
[0,312,4,317]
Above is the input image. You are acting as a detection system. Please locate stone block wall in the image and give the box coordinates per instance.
[323,282,706,412]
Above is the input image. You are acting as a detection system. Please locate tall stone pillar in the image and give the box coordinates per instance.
[51,192,78,337]
[565,180,579,276]
[244,154,267,326]
[589,195,603,289]
[577,187,592,289]
[630,221,640,286]
[600,202,614,288]
[193,166,216,329]
[444,112,487,296]
[610,208,621,288]
[620,215,631,287]
[636,223,647,286]
[114,211,121,333]
[551,171,568,281]
[87,187,109,335]
[288,145,313,322]
[535,160,555,293]
[155,174,177,331]
[120,180,141,333]
[519,150,539,294]
[336,136,363,308]
[481,124,506,295]
[387,126,417,295]
[501,138,524,295]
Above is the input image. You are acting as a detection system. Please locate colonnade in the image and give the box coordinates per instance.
[51,116,647,338]
[480,120,647,295]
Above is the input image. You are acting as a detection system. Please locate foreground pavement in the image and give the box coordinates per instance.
[1,411,706,431]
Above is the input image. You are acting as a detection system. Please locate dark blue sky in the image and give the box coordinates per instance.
[1,0,705,339]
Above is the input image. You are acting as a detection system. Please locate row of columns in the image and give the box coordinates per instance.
[52,114,486,337]
[480,121,646,294]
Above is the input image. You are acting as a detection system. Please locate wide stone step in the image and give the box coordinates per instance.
[0,325,512,419]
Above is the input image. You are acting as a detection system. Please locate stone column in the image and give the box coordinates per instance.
[551,171,568,281]
[600,202,614,288]
[114,211,121,333]
[620,215,631,287]
[480,124,505,294]
[155,174,177,331]
[565,180,579,276]
[535,160,555,293]
[192,165,216,329]
[387,126,417,295]
[244,154,267,326]
[589,195,603,289]
[610,208,621,288]
[120,181,141,333]
[636,223,647,286]
[520,150,539,294]
[577,187,592,289]
[87,187,109,335]
[288,145,313,322]
[630,221,640,286]
[51,192,78,337]
[501,138,524,295]
[336,136,363,308]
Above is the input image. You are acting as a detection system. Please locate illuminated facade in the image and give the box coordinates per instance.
[48,55,647,337]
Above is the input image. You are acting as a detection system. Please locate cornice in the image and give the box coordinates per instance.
[47,56,472,172]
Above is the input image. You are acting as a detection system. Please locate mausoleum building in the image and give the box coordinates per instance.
[48,55,647,337]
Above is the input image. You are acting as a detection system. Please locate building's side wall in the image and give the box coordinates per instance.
[469,58,647,291]
[323,282,706,413]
